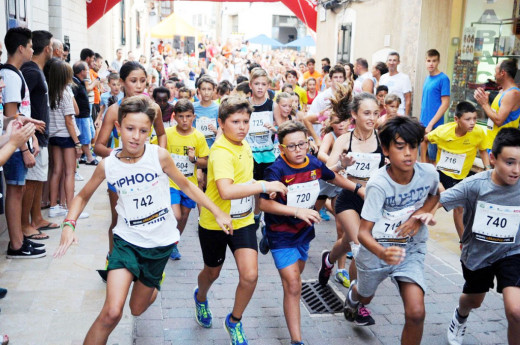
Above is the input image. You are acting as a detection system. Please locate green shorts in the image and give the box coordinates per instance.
[107,235,174,290]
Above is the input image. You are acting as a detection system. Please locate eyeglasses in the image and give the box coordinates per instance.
[280,141,309,152]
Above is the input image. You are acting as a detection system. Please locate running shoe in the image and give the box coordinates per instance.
[343,281,375,326]
[447,308,467,345]
[319,207,330,221]
[24,238,45,250]
[224,313,248,345]
[78,211,89,219]
[346,251,353,260]
[170,243,181,260]
[290,342,304,345]
[48,205,67,218]
[318,250,333,286]
[334,269,351,288]
[75,171,84,181]
[259,225,269,255]
[194,287,212,328]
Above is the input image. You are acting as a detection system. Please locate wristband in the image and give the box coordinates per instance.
[64,219,77,227]
[354,183,362,196]
[260,181,267,194]
[61,221,76,232]
[21,148,30,153]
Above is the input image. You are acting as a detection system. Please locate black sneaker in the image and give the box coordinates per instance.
[318,250,333,286]
[24,238,45,250]
[343,281,375,326]
[259,225,269,255]
[7,241,46,259]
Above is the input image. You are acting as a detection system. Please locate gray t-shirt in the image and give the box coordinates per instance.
[357,162,439,268]
[440,170,520,270]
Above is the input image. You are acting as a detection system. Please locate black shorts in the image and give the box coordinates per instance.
[461,254,520,294]
[198,223,258,267]
[253,161,272,181]
[438,170,462,190]
[335,189,364,215]
[49,136,75,149]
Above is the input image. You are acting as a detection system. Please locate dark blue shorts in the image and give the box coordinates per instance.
[3,151,28,186]
[49,136,75,148]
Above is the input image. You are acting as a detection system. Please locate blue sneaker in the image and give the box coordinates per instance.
[194,287,212,328]
[346,251,353,260]
[170,243,181,260]
[224,313,248,345]
[319,207,330,221]
[259,225,269,255]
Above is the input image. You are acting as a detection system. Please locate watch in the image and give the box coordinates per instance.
[354,183,362,196]
[190,156,197,164]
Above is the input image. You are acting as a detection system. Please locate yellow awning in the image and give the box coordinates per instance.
[150,12,201,38]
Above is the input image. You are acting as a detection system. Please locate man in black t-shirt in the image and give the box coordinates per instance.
[20,30,56,239]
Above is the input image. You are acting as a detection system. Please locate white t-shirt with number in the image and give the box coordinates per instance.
[105,144,179,248]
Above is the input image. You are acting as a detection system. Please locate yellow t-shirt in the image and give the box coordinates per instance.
[294,85,308,107]
[160,127,209,189]
[427,121,487,180]
[199,135,254,230]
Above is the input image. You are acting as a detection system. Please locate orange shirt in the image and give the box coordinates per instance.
[89,69,100,104]
[303,70,322,89]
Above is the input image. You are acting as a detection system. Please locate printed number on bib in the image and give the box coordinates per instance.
[472,201,520,244]
[121,184,170,230]
[249,111,271,135]
[346,152,380,179]
[372,206,415,245]
[436,150,465,175]
[230,181,254,219]
[287,180,320,209]
[196,117,217,138]
[172,154,195,177]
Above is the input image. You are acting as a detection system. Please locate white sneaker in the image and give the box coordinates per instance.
[78,211,89,219]
[447,308,467,345]
[49,205,67,218]
[75,171,84,181]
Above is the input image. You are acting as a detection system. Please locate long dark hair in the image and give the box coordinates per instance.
[48,60,73,110]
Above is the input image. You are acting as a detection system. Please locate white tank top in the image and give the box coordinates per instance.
[105,144,179,248]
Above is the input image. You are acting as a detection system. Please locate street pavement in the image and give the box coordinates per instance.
[0,164,509,345]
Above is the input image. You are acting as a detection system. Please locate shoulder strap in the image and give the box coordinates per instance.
[0,63,25,100]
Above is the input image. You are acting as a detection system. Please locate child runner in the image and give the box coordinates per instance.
[416,128,520,345]
[306,78,318,106]
[259,121,362,345]
[193,75,219,191]
[54,95,232,344]
[375,85,388,117]
[154,99,209,260]
[247,67,281,226]
[316,96,351,286]
[194,96,287,345]
[376,93,400,129]
[94,61,167,281]
[424,101,490,239]
[319,92,385,292]
[343,116,439,343]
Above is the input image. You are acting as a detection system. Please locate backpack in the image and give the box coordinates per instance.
[0,63,26,100]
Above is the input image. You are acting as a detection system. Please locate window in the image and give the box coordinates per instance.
[337,24,352,63]
[231,15,238,33]
[7,0,27,28]
[120,0,126,46]
[136,11,141,47]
